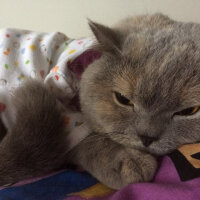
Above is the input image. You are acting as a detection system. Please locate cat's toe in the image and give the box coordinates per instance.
[109,149,157,189]
[111,158,143,189]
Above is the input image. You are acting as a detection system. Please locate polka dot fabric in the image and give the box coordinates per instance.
[0,28,95,150]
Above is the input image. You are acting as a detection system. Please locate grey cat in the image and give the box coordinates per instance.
[1,13,200,189]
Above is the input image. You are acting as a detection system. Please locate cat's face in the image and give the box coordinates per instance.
[80,15,200,155]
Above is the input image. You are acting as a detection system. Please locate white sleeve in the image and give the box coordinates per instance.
[44,37,94,100]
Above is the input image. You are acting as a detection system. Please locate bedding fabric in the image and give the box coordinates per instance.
[0,151,200,200]
[0,29,200,200]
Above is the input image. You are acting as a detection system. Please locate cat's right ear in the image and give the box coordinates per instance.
[88,19,122,55]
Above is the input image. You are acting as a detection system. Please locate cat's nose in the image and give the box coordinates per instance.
[140,136,157,147]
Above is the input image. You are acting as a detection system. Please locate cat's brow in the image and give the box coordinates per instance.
[179,99,200,110]
[178,85,200,108]
[113,76,135,98]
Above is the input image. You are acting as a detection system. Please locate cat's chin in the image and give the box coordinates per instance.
[106,134,166,155]
[129,144,174,156]
[102,131,177,156]
[121,138,177,156]
[147,147,173,156]
[146,141,177,156]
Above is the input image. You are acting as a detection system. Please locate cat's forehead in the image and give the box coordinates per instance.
[113,32,200,111]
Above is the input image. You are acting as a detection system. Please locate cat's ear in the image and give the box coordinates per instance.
[88,19,122,55]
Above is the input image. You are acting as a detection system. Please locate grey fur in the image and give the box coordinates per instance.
[0,80,68,185]
[80,14,200,154]
[1,13,200,189]
[74,13,200,188]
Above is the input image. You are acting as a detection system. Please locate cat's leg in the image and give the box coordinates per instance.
[0,80,68,186]
[69,132,157,189]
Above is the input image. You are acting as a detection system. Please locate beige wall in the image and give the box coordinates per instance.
[0,0,200,38]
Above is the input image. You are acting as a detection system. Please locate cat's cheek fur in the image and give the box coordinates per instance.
[150,118,200,155]
[173,118,200,144]
[94,101,134,133]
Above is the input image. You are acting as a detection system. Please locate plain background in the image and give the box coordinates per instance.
[0,0,200,38]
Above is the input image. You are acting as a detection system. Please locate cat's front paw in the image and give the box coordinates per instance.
[105,148,157,189]
[71,134,157,190]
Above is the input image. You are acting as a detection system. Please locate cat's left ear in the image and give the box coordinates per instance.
[88,19,122,55]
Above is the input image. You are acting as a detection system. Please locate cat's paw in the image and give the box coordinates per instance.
[104,148,157,189]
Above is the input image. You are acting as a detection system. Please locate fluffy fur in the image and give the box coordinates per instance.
[1,13,200,189]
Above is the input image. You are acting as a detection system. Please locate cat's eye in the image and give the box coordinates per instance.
[175,106,200,116]
[114,92,133,106]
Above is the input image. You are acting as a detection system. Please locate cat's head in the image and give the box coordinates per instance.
[80,14,200,155]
